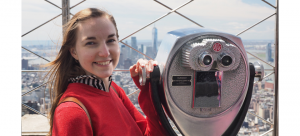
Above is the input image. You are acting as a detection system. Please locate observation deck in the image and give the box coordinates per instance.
[20,0,278,136]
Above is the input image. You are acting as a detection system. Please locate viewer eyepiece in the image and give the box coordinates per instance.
[218,53,233,67]
[221,55,232,66]
[198,52,213,67]
[203,55,212,65]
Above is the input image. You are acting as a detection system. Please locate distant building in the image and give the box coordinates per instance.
[152,25,158,57]
[117,53,124,69]
[31,64,40,70]
[145,46,154,59]
[124,58,133,69]
[257,102,272,120]
[252,97,260,115]
[39,98,45,114]
[140,44,144,54]
[257,82,262,90]
[268,104,274,122]
[254,84,258,93]
[138,44,145,59]
[22,59,28,70]
[131,36,138,62]
[121,44,129,63]
[265,80,274,90]
[266,43,274,62]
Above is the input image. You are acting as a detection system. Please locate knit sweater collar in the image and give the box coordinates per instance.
[68,75,112,92]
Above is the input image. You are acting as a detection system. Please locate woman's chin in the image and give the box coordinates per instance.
[93,72,113,79]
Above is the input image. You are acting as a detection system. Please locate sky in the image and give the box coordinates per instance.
[22,0,276,42]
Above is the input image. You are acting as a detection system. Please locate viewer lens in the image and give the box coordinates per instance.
[203,55,212,65]
[221,56,232,66]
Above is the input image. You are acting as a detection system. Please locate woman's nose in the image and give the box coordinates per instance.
[98,43,110,57]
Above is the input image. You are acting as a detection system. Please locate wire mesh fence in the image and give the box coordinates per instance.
[21,0,277,135]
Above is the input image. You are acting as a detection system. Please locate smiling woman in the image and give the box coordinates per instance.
[70,16,120,91]
[45,8,167,136]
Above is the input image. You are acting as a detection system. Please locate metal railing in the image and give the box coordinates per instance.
[22,0,278,135]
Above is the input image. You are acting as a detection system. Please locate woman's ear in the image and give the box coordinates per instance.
[70,47,79,60]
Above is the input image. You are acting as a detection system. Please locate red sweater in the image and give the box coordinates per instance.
[52,76,168,136]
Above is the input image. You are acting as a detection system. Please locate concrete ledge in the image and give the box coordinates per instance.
[22,131,48,136]
[22,114,50,136]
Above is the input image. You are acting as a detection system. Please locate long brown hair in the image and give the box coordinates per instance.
[45,8,119,136]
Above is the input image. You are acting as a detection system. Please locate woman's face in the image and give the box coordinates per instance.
[70,16,120,79]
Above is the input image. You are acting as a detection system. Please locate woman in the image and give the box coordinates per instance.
[46,8,167,136]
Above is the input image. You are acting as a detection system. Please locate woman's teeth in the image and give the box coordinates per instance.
[95,61,110,65]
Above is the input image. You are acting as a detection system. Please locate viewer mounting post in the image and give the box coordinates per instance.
[62,0,70,34]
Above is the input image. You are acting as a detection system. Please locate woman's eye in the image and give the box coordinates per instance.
[86,42,95,45]
[107,39,116,43]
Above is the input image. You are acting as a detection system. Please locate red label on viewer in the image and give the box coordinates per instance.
[213,42,222,52]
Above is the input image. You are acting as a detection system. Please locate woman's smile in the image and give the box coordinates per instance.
[94,60,112,66]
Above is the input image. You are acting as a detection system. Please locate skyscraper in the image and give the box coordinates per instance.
[140,44,144,54]
[266,43,274,62]
[125,40,130,57]
[22,59,28,70]
[131,36,138,62]
[121,45,128,64]
[152,25,158,56]
[139,44,144,58]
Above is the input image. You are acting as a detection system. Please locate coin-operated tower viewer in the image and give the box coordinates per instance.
[139,28,264,136]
